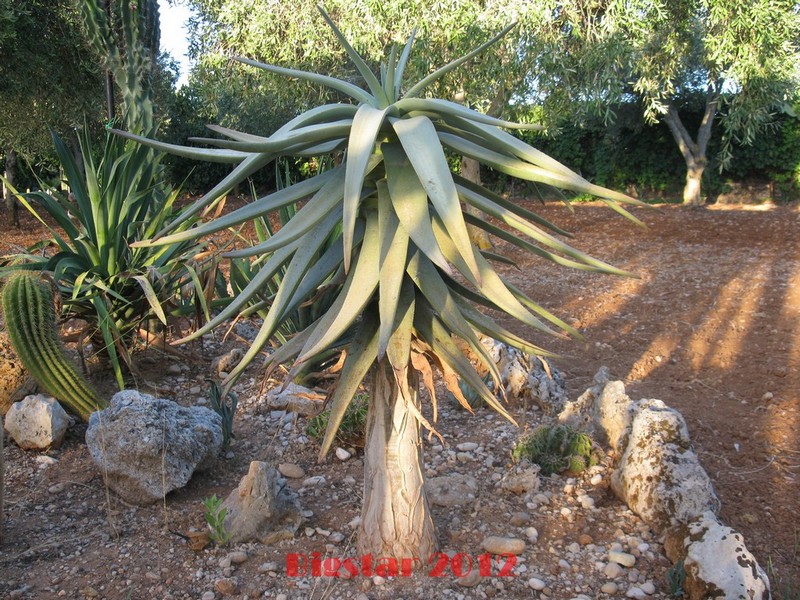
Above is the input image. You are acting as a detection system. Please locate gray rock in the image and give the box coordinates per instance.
[425,474,479,507]
[665,511,770,600]
[263,383,326,416]
[0,331,36,416]
[480,337,568,414]
[4,394,69,449]
[611,399,719,529]
[85,390,222,505]
[222,461,304,544]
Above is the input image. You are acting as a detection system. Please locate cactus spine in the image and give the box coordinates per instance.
[1,272,106,422]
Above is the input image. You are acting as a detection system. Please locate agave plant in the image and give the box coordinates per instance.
[115,5,642,562]
[1,129,204,389]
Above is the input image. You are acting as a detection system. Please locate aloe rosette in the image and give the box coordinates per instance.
[115,5,642,561]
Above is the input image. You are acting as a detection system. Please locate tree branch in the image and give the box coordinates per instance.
[662,103,697,165]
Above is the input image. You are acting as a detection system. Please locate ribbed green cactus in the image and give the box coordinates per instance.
[79,0,160,133]
[1,272,106,422]
[511,424,600,476]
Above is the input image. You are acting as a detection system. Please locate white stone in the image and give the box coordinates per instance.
[425,474,479,507]
[665,511,770,600]
[302,475,326,488]
[640,581,656,594]
[335,447,351,461]
[611,398,720,529]
[529,577,546,590]
[457,442,478,452]
[523,527,539,542]
[590,474,603,485]
[5,394,69,449]
[626,587,647,598]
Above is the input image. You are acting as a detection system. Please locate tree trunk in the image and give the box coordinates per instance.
[662,85,720,207]
[683,162,705,206]
[3,147,19,227]
[357,359,437,567]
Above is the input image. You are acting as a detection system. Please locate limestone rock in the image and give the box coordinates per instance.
[665,512,770,600]
[221,461,303,544]
[0,331,35,416]
[85,390,222,505]
[4,394,69,449]
[480,337,568,414]
[425,473,479,507]
[611,399,719,529]
[559,367,634,452]
[263,383,326,417]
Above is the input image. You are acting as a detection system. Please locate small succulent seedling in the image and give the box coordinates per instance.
[207,379,238,450]
[202,494,232,546]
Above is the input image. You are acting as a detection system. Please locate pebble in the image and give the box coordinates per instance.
[278,463,305,478]
[258,562,278,573]
[329,532,346,543]
[457,442,479,452]
[609,550,636,567]
[590,473,603,485]
[302,475,326,487]
[373,575,386,586]
[335,447,352,461]
[626,587,647,599]
[641,581,656,594]
[601,582,619,594]
[578,534,593,545]
[214,578,235,595]
[482,536,526,555]
[604,562,623,578]
[276,595,287,600]
[577,494,595,509]
[529,577,546,590]
[523,527,539,543]
[560,507,572,518]
[510,512,530,526]
[228,551,248,564]
[201,592,215,600]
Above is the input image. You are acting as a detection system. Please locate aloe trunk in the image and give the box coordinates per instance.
[358,360,436,564]
[1,273,106,421]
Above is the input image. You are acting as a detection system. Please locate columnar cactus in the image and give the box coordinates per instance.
[79,0,160,133]
[1,273,106,421]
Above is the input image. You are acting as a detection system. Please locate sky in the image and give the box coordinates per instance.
[158,0,194,87]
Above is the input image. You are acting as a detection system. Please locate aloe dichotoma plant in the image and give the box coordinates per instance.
[115,5,643,563]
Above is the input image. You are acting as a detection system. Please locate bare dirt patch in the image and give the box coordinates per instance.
[1,199,798,599]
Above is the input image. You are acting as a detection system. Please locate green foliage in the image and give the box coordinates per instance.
[1,129,203,389]
[448,372,494,409]
[511,425,599,476]
[119,6,639,462]
[201,494,232,546]
[306,393,368,448]
[207,379,238,450]
[667,559,686,598]
[1,271,106,421]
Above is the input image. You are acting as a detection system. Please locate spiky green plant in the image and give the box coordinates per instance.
[511,424,599,476]
[207,379,238,450]
[306,392,368,448]
[1,130,204,389]
[1,272,105,421]
[115,5,642,563]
